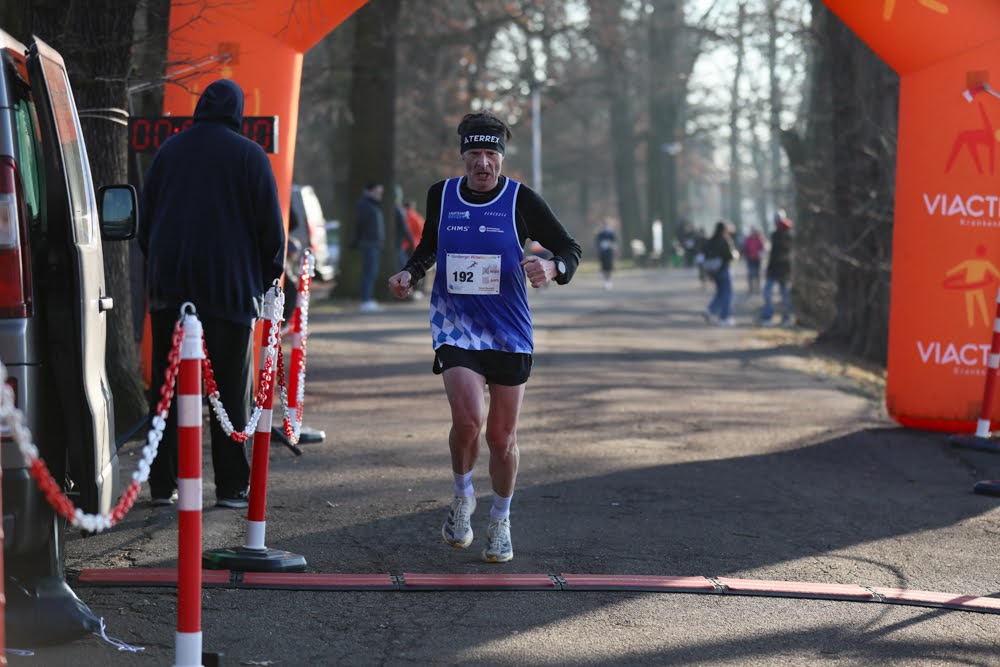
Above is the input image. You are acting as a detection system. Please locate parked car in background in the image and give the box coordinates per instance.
[290,184,335,282]
[0,30,137,644]
[325,219,340,268]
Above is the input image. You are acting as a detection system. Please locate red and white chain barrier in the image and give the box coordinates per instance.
[0,275,315,536]
[205,286,284,443]
[0,286,318,651]
[0,311,188,534]
[277,251,314,445]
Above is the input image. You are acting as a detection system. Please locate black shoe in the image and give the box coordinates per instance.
[151,490,178,507]
[298,426,325,444]
[216,488,249,509]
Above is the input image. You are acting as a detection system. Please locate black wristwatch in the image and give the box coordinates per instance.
[553,257,567,280]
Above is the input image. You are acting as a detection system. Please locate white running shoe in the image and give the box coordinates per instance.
[442,496,476,548]
[481,517,513,563]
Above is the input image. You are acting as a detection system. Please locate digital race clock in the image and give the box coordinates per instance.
[127,116,279,154]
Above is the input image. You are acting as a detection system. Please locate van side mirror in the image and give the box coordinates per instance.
[98,185,138,240]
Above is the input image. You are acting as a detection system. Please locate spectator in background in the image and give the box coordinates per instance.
[741,226,766,294]
[395,190,415,272]
[759,210,794,327]
[691,227,708,288]
[595,217,618,290]
[701,220,738,326]
[353,180,385,313]
[403,200,426,298]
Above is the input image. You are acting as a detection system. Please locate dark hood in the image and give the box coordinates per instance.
[193,79,244,130]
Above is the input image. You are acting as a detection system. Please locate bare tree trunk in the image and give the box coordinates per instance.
[826,12,896,363]
[337,0,401,300]
[645,0,694,245]
[3,0,148,436]
[726,2,747,232]
[608,88,643,250]
[0,0,30,38]
[66,1,147,435]
[588,0,643,254]
[1,0,62,44]
[786,2,895,365]
[128,0,171,405]
[767,0,782,207]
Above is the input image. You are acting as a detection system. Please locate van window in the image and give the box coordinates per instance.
[37,54,96,245]
[11,84,44,231]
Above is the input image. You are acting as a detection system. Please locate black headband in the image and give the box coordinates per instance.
[461,131,505,155]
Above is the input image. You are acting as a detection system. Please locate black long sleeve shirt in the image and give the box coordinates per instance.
[403,176,582,285]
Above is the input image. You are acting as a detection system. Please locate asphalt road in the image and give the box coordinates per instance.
[13,264,1000,666]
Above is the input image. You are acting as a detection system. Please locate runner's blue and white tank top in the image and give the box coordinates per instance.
[429,177,533,353]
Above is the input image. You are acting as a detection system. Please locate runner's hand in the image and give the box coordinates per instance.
[522,256,555,289]
[388,271,413,299]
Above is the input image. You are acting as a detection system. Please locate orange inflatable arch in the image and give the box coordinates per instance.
[163,0,368,228]
[825,0,1000,431]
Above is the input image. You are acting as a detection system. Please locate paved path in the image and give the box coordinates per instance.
[14,265,1000,666]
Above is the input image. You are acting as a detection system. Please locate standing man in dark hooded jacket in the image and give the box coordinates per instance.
[759,210,794,326]
[353,181,385,313]
[139,78,286,508]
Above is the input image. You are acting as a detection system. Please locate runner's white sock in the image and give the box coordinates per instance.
[490,492,512,520]
[453,470,474,498]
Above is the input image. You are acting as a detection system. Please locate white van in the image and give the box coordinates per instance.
[0,30,137,644]
[290,184,335,282]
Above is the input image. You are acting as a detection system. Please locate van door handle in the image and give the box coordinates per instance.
[99,296,114,312]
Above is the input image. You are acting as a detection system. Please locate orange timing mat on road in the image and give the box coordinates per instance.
[824,0,1000,431]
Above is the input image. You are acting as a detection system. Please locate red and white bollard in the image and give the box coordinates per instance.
[286,251,312,431]
[950,287,1000,454]
[285,307,304,436]
[971,285,1000,441]
[175,309,205,667]
[203,286,306,572]
[274,250,325,452]
[245,290,278,553]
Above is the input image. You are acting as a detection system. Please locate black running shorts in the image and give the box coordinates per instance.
[432,344,532,386]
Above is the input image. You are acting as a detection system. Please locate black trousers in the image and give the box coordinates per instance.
[148,309,253,499]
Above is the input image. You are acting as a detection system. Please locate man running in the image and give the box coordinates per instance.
[388,111,581,563]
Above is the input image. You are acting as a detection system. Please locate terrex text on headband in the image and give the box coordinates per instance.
[461,131,505,155]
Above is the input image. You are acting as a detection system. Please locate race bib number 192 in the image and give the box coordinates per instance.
[446,253,501,295]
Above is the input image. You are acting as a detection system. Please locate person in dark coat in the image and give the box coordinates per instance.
[139,78,286,508]
[595,217,618,290]
[759,209,794,326]
[353,181,385,312]
[701,220,738,325]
